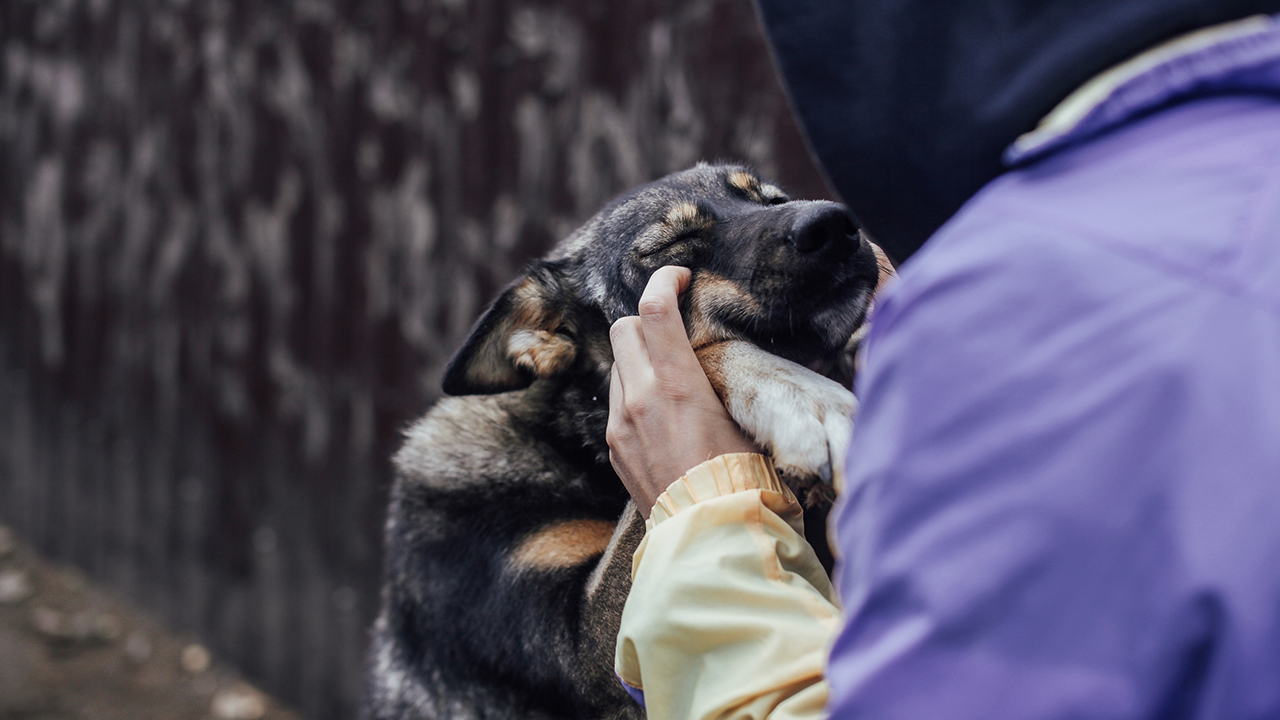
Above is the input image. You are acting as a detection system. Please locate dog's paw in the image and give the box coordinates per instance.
[701,341,856,488]
[744,372,854,485]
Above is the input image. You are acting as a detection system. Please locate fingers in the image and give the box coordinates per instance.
[608,343,653,518]
[636,266,699,376]
[606,361,626,450]
[637,265,691,319]
[608,315,648,392]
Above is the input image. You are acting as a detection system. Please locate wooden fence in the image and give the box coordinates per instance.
[0,0,828,716]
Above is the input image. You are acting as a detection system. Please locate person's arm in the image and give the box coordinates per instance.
[607,267,840,720]
[614,452,839,720]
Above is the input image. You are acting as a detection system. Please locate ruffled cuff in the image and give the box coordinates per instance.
[647,453,797,529]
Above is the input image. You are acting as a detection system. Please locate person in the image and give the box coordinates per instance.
[606,2,1280,718]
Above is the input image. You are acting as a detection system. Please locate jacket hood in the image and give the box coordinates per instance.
[755,0,1280,263]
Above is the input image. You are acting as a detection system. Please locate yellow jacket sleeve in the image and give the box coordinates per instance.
[614,453,841,720]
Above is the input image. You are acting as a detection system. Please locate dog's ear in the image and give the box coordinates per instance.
[442,262,579,396]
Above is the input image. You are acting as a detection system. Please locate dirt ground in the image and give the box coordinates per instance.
[0,524,300,720]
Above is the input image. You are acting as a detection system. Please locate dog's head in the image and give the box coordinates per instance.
[442,163,885,397]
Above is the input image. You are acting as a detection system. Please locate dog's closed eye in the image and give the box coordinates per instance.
[635,227,705,257]
[635,202,714,256]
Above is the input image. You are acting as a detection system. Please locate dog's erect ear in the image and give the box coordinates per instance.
[442,262,578,396]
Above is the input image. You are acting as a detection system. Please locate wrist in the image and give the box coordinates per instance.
[645,452,784,526]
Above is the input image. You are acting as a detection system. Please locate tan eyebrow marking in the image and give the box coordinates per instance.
[635,201,713,256]
[727,171,764,202]
[665,201,708,229]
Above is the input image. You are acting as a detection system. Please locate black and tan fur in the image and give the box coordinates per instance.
[362,164,885,720]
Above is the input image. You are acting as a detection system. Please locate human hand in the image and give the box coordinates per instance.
[606,266,757,518]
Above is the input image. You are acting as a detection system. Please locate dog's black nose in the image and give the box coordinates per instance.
[788,204,859,255]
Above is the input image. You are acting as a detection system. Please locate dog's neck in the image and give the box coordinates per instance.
[512,374,620,487]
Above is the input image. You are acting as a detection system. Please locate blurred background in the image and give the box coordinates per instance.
[0,0,829,717]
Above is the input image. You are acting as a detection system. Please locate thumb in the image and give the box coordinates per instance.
[637,266,698,376]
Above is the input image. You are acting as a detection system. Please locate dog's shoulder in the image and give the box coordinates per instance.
[393,390,589,495]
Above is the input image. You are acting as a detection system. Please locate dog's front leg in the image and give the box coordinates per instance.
[696,341,856,489]
[579,501,647,718]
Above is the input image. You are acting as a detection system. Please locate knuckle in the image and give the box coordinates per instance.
[606,416,634,446]
[637,297,670,319]
[625,395,650,418]
[609,316,638,341]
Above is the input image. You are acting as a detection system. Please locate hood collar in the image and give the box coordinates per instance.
[1008,14,1280,164]
[755,1,1280,263]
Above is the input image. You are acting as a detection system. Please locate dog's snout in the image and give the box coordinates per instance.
[788,204,859,255]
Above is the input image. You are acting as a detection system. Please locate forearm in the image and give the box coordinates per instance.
[615,453,840,720]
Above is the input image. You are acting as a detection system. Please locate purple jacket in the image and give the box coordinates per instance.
[833,18,1280,719]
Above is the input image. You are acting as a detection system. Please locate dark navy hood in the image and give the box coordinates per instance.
[754,0,1280,263]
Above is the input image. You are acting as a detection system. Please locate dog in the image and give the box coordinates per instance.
[361,163,887,720]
